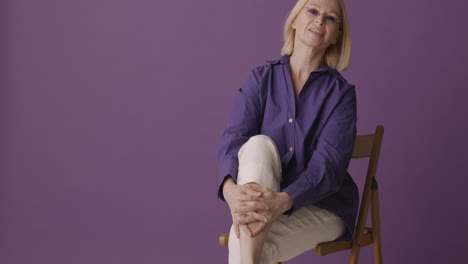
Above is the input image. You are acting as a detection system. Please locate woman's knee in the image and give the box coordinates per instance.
[240,134,280,161]
[246,135,276,148]
[237,134,282,190]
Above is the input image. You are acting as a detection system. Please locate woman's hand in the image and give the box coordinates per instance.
[223,178,270,238]
[234,183,294,237]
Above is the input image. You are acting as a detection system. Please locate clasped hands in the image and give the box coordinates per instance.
[223,179,293,239]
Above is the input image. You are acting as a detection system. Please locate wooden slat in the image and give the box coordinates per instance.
[371,189,383,264]
[352,134,375,158]
[315,241,352,256]
[315,230,373,256]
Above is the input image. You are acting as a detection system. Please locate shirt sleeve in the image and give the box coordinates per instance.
[281,85,357,216]
[215,68,262,201]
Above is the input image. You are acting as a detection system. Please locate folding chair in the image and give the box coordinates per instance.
[219,125,384,264]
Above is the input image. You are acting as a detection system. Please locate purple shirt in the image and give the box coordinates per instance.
[215,54,359,242]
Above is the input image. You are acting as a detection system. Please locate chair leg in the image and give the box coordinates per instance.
[371,188,383,264]
[348,241,361,264]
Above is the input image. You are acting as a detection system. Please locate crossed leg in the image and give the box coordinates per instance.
[227,135,346,264]
[229,135,282,264]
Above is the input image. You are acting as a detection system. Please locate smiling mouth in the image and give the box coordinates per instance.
[308,28,324,36]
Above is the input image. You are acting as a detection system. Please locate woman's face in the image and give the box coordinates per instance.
[291,0,342,52]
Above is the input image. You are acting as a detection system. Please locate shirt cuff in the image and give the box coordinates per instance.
[217,158,239,201]
[280,174,316,216]
[217,174,237,201]
[282,207,294,216]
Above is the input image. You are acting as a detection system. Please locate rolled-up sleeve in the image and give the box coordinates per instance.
[215,69,262,201]
[281,85,357,215]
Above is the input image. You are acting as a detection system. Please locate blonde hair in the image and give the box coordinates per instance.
[280,0,351,71]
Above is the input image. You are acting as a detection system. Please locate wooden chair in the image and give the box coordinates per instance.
[218,125,384,264]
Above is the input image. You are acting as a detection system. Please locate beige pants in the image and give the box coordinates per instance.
[228,135,346,264]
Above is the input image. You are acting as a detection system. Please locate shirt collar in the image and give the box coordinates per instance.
[266,54,329,72]
[265,54,290,65]
[265,54,344,81]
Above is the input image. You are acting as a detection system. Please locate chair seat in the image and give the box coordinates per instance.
[315,227,374,256]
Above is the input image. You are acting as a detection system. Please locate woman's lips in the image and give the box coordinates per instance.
[308,28,324,36]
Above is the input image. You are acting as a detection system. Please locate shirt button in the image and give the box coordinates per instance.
[288,118,293,123]
[289,147,293,152]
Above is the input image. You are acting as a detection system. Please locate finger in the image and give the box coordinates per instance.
[239,191,260,202]
[244,183,260,192]
[248,211,268,223]
[252,222,267,237]
[240,224,252,237]
[241,185,263,199]
[245,183,263,191]
[239,192,264,202]
[250,183,270,194]
[234,201,269,213]
[236,213,258,225]
[244,184,263,195]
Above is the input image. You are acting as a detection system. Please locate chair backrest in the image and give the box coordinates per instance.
[350,125,384,245]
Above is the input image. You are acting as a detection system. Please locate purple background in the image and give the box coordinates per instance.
[1,0,467,263]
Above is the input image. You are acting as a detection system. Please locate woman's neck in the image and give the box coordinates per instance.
[289,45,326,80]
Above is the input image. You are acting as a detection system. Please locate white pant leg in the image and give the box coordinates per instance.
[228,135,282,264]
[236,135,282,190]
[264,204,346,262]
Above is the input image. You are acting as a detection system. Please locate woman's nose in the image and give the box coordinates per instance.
[314,16,324,25]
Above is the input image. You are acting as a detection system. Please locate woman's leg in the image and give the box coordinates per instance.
[228,135,282,264]
[263,204,346,263]
[239,221,274,264]
[227,135,346,264]
[229,204,346,264]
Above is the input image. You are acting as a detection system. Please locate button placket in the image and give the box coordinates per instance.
[282,63,296,156]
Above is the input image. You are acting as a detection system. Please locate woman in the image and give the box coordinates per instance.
[215,0,359,263]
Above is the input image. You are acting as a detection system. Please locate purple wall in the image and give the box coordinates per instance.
[1,0,467,263]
